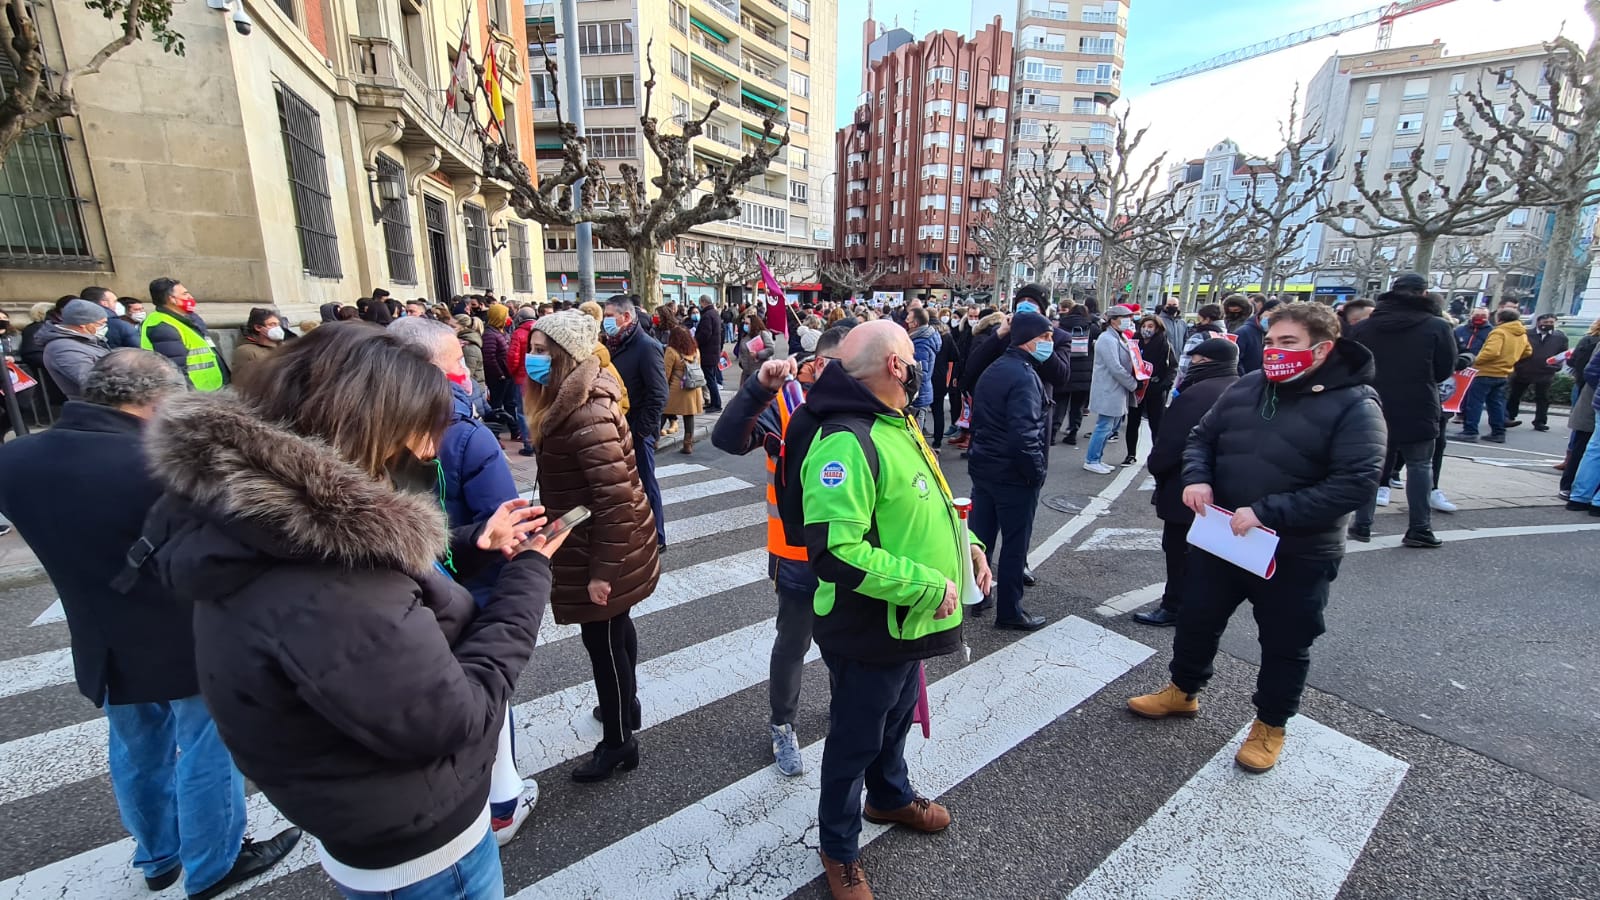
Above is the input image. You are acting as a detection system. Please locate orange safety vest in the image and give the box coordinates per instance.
[766,388,809,562]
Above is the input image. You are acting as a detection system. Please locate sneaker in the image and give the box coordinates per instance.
[1109,432,1120,442]
[0,524,11,537]
[187,828,302,900]
[1533,424,1550,432]
[1447,433,1479,443]
[1559,490,1571,501]
[1402,528,1443,549]
[491,778,539,846]
[1429,489,1458,513]
[1082,461,1115,475]
[1388,477,1403,489]
[1483,433,1507,444]
[1120,454,1138,467]
[1234,720,1286,774]
[145,865,182,891]
[1570,499,1594,511]
[1375,486,1390,507]
[770,723,804,777]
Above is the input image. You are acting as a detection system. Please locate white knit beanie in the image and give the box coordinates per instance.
[533,310,598,362]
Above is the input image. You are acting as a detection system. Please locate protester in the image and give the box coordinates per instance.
[1128,302,1385,773]
[1560,321,1600,500]
[906,307,939,437]
[1337,298,1376,331]
[1176,303,1226,386]
[525,310,662,780]
[736,313,774,375]
[1564,343,1600,514]
[710,326,849,778]
[663,324,705,455]
[931,312,960,449]
[1507,313,1569,432]
[603,297,668,550]
[0,349,302,899]
[1454,307,1492,356]
[141,277,225,391]
[83,286,141,347]
[1234,298,1280,375]
[503,307,538,456]
[1221,294,1252,334]
[39,298,111,401]
[229,307,284,395]
[1136,338,1239,627]
[967,311,1053,630]
[575,302,631,416]
[782,321,990,899]
[1454,307,1530,444]
[1084,305,1140,474]
[456,314,487,385]
[694,295,725,411]
[1346,273,1457,547]
[1124,315,1178,465]
[1056,303,1100,445]
[481,303,515,436]
[1157,300,1187,361]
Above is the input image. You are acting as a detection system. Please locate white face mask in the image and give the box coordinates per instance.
[266,325,285,342]
[113,302,126,317]
[130,310,147,323]
[93,323,109,340]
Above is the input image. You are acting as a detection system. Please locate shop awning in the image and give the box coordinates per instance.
[742,125,782,144]
[692,53,740,83]
[689,17,729,42]
[741,88,784,111]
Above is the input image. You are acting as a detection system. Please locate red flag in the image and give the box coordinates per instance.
[756,254,788,339]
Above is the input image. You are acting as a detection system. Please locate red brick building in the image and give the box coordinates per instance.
[828,19,1013,299]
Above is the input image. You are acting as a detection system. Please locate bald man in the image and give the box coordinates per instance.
[776,320,991,898]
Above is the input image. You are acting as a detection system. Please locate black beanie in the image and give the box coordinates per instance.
[1189,337,1239,364]
[1009,311,1053,346]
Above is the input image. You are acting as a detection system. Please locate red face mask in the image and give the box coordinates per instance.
[177,296,197,314]
[446,371,470,388]
[1261,343,1328,383]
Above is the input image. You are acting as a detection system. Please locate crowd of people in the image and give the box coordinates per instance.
[0,269,1594,900]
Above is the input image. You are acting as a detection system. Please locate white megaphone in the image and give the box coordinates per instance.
[950,497,985,606]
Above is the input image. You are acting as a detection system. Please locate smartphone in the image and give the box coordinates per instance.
[534,505,591,543]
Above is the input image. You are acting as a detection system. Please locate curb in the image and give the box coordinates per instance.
[656,423,711,454]
[0,563,49,590]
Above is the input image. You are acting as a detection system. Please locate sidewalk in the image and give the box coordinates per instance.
[1374,452,1566,515]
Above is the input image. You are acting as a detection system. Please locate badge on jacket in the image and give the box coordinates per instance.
[820,461,847,487]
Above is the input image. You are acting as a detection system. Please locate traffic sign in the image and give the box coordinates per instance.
[560,273,568,289]
[622,279,629,291]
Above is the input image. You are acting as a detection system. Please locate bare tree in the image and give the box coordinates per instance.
[970,171,1030,300]
[1329,238,1402,295]
[1011,126,1072,285]
[1484,237,1548,306]
[1460,4,1600,315]
[763,249,813,282]
[1247,90,1337,293]
[938,267,990,302]
[486,40,789,310]
[1172,200,1255,309]
[1433,238,1487,303]
[1057,108,1188,304]
[679,242,757,306]
[1,0,185,161]
[818,260,888,301]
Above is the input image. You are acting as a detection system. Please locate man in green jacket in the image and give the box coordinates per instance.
[783,320,991,900]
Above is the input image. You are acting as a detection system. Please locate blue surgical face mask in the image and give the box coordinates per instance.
[1030,341,1053,363]
[602,316,619,336]
[525,354,552,384]
[1016,301,1039,314]
[1260,315,1269,328]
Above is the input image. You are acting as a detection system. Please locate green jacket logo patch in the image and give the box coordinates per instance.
[819,460,847,487]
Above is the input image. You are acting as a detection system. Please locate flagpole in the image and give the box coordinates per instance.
[441,4,474,130]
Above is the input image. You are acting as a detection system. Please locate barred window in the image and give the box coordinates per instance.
[589,126,639,159]
[0,56,92,268]
[463,203,492,289]
[376,155,416,284]
[509,221,532,292]
[276,86,341,277]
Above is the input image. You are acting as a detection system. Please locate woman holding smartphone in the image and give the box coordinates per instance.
[142,323,569,900]
[523,310,661,782]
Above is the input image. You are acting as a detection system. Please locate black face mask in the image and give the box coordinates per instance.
[897,356,922,410]
[1164,307,1180,317]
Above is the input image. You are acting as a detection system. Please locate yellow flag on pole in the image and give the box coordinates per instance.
[483,50,505,126]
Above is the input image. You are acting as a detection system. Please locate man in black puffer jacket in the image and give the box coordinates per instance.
[1056,304,1099,444]
[1347,273,1457,546]
[1128,302,1385,776]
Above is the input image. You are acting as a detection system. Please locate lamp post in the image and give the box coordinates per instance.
[1161,222,1189,311]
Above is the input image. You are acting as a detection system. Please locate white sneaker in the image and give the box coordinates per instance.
[1375,486,1390,507]
[1388,477,1403,489]
[1083,462,1115,475]
[1429,489,1458,513]
[492,778,539,846]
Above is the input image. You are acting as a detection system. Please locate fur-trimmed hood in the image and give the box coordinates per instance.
[145,391,448,575]
[973,311,1007,336]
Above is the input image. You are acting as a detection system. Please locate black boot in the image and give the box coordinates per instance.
[1062,431,1078,446]
[592,697,643,731]
[1132,607,1180,627]
[571,738,640,783]
[1022,567,1037,587]
[187,828,302,900]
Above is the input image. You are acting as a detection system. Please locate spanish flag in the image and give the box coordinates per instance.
[483,50,505,127]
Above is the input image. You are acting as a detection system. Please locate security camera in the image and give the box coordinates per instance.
[231,6,254,35]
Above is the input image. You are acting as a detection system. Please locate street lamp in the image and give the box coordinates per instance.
[1162,222,1190,311]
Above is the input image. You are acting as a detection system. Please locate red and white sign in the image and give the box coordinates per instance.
[1441,368,1478,414]
[6,361,36,392]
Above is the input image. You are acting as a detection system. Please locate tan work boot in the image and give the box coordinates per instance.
[1126,683,1200,719]
[862,796,951,833]
[1234,719,1287,773]
[820,851,874,900]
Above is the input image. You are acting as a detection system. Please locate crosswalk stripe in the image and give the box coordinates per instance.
[1029,463,1143,570]
[666,503,765,544]
[29,599,63,627]
[657,476,751,506]
[1069,718,1408,900]
[537,549,767,645]
[0,647,74,700]
[515,616,1154,899]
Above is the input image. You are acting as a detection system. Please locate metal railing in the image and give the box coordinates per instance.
[791,46,808,61]
[1082,10,1127,26]
[1023,38,1067,51]
[1025,8,1070,19]
[691,31,739,63]
[705,0,739,22]
[349,37,478,163]
[741,57,785,88]
[740,19,785,49]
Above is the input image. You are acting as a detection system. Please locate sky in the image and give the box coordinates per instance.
[832,0,1595,171]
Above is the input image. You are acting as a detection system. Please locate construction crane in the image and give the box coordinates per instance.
[1151,0,1482,86]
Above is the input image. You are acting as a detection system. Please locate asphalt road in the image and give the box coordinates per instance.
[0,414,1596,900]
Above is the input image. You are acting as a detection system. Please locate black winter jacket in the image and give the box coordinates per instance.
[967,347,1050,487]
[695,306,723,362]
[1235,318,1266,374]
[1514,326,1570,383]
[960,313,1008,393]
[1058,312,1099,392]
[1182,339,1387,560]
[142,393,552,870]
[609,325,668,439]
[0,402,197,706]
[1148,362,1236,523]
[1347,291,1457,444]
[934,329,960,392]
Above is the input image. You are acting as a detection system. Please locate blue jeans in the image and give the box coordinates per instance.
[818,654,920,863]
[333,828,503,900]
[968,480,1041,622]
[104,694,248,895]
[505,384,530,450]
[1569,429,1600,506]
[1085,414,1124,464]
[633,431,666,545]
[1460,376,1508,436]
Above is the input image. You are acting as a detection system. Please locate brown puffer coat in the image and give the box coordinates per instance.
[535,356,659,624]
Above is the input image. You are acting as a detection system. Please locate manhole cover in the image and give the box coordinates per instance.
[1042,495,1084,514]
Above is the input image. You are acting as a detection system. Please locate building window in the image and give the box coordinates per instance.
[531,72,558,108]
[791,181,808,203]
[545,230,580,252]
[949,225,959,242]
[921,254,939,271]
[583,75,636,108]
[578,21,633,54]
[672,94,691,120]
[1440,110,1458,131]
[1402,77,1430,100]
[791,72,810,98]
[736,199,786,233]
[1200,196,1218,214]
[1396,113,1423,135]
[923,131,950,148]
[958,71,970,91]
[991,75,1009,91]
[670,48,688,79]
[1494,67,1515,88]
[0,72,92,267]
[276,86,341,277]
[669,0,687,31]
[1448,73,1464,95]
[1508,208,1529,228]
[953,165,964,183]
[589,126,639,158]
[1359,117,1374,139]
[509,222,532,292]
[791,147,808,169]
[927,67,954,84]
[956,102,968,122]
[920,163,949,179]
[1434,143,1452,167]
[1389,147,1413,169]
[375,156,416,284]
[1365,83,1381,105]
[920,193,946,210]
[463,203,492,289]
[792,0,809,20]
[925,99,952,117]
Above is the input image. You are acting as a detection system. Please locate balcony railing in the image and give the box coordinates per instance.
[691,31,738,63]
[693,79,738,105]
[740,19,785,49]
[1082,10,1127,26]
[741,57,785,88]
[703,127,742,149]
[744,184,787,200]
[790,46,808,61]
[1079,39,1119,55]
[705,0,739,22]
[1024,8,1070,20]
[1023,39,1067,52]
[348,37,479,168]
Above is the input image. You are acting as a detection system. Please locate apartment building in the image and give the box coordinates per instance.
[526,0,836,306]
[1307,42,1560,299]
[1,0,544,320]
[827,20,1013,299]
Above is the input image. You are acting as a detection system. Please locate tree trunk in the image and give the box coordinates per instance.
[628,244,663,311]
[1412,233,1438,279]
[1536,201,1581,317]
[1178,257,1195,310]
